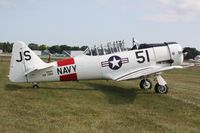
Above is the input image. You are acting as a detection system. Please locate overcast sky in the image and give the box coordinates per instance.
[0,0,200,50]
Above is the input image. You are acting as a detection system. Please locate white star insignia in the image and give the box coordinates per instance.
[110,57,120,68]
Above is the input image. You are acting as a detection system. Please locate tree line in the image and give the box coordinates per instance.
[0,42,87,54]
[0,42,200,59]
[0,42,13,53]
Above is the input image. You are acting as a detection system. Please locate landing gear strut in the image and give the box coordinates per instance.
[154,74,168,94]
[32,82,39,88]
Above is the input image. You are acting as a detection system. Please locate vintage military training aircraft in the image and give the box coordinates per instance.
[9,40,184,94]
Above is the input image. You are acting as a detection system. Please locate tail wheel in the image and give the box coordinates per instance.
[32,82,39,88]
[154,83,168,94]
[33,84,39,88]
[140,79,152,90]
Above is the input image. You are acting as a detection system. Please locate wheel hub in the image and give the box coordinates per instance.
[144,82,150,89]
[158,85,166,93]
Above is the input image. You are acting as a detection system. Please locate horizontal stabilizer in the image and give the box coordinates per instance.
[24,64,54,76]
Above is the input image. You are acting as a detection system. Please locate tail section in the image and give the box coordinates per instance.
[9,41,46,82]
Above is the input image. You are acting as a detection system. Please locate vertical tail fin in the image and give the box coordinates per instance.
[9,41,46,82]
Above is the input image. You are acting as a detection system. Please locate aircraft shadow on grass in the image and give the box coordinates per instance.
[5,81,141,104]
[80,81,137,104]
[5,84,25,90]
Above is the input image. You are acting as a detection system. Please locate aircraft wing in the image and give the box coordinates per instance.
[181,62,195,68]
[24,63,54,76]
[115,66,183,81]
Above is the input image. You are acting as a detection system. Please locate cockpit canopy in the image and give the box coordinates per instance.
[83,39,178,56]
[83,40,128,56]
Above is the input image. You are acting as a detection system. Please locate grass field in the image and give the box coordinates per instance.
[0,57,200,133]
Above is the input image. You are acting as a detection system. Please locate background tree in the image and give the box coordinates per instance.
[80,46,88,51]
[28,43,39,50]
[0,42,13,52]
[39,44,48,51]
[49,45,61,53]
[60,45,71,51]
[183,47,200,60]
[71,46,80,50]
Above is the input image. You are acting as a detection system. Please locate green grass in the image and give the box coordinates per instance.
[0,57,200,133]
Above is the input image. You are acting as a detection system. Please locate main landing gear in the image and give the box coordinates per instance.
[139,74,168,94]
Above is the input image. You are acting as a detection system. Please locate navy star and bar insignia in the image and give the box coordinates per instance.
[101,56,129,70]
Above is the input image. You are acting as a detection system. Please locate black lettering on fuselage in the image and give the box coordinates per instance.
[72,65,76,72]
[135,50,150,64]
[57,68,63,75]
[16,50,32,62]
[57,65,76,75]
[63,67,70,74]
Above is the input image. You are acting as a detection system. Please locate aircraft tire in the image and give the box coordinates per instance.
[33,84,39,88]
[154,83,168,94]
[140,79,152,90]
